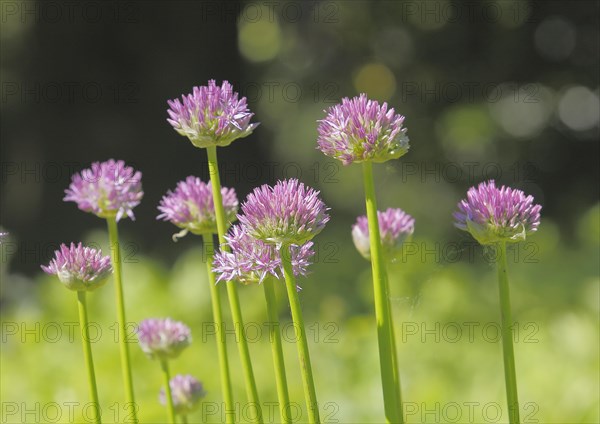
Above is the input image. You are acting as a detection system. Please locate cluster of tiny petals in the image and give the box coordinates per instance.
[159,374,206,414]
[317,93,409,165]
[41,242,112,291]
[64,159,143,222]
[167,80,259,148]
[213,225,314,285]
[352,208,415,260]
[157,176,238,237]
[137,318,192,361]
[454,180,542,245]
[238,179,330,246]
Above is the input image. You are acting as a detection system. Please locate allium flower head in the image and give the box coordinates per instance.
[167,80,259,148]
[41,242,112,291]
[352,208,415,260]
[157,176,238,239]
[317,93,409,165]
[137,318,192,361]
[213,225,314,285]
[238,179,330,246]
[159,374,206,415]
[454,180,542,245]
[64,159,143,221]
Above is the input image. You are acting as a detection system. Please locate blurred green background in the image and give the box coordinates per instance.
[1,0,598,423]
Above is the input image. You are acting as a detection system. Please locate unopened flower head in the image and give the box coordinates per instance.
[317,93,409,165]
[157,176,238,239]
[454,180,542,245]
[238,179,330,246]
[159,374,206,415]
[41,242,112,291]
[167,80,259,148]
[137,318,192,361]
[213,225,314,285]
[352,208,415,260]
[64,159,143,221]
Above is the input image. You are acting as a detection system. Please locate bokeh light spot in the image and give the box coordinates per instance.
[558,86,600,132]
[534,17,576,61]
[238,6,281,63]
[353,63,396,101]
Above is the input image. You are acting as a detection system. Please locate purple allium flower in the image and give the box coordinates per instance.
[352,208,415,261]
[64,159,143,222]
[317,94,409,165]
[454,180,542,245]
[167,80,259,148]
[41,242,112,291]
[159,374,206,415]
[213,225,314,285]
[137,318,192,361]
[238,179,330,246]
[157,176,238,239]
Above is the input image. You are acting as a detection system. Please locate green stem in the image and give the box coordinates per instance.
[160,360,176,424]
[77,291,102,424]
[263,277,292,424]
[496,242,520,424]
[206,145,263,424]
[106,217,138,423]
[280,246,320,424]
[202,234,235,424]
[181,415,188,424]
[362,161,403,424]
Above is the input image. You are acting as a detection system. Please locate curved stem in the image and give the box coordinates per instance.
[206,146,263,423]
[362,161,403,424]
[160,360,176,424]
[496,242,520,423]
[280,246,320,424]
[77,291,102,424]
[202,234,235,424]
[263,277,292,424]
[106,217,137,423]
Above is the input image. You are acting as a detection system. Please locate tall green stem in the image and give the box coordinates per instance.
[202,234,235,424]
[77,291,102,424]
[280,246,320,424]
[106,217,137,423]
[496,242,520,424]
[263,277,292,424]
[160,360,176,424]
[206,146,263,423]
[362,161,403,424]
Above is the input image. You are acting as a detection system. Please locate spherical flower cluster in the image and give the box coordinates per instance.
[213,225,314,285]
[167,80,259,148]
[159,374,206,415]
[137,318,192,361]
[157,176,238,239]
[41,242,112,291]
[454,180,542,245]
[352,208,415,260]
[317,94,409,165]
[238,179,330,246]
[64,159,143,221]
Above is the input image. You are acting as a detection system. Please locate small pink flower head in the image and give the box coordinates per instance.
[137,318,192,361]
[41,242,112,291]
[167,80,259,148]
[64,159,143,222]
[352,208,415,261]
[317,94,409,165]
[238,179,330,247]
[213,225,314,285]
[157,176,238,239]
[159,374,206,415]
[454,180,542,245]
